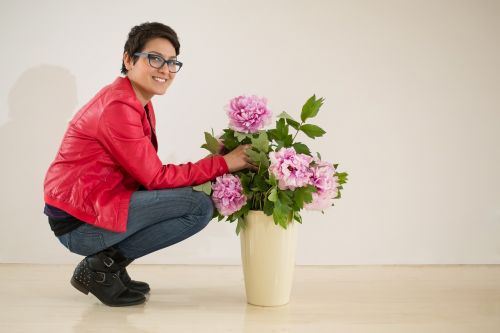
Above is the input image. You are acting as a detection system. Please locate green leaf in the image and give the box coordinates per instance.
[277,111,298,122]
[275,141,284,151]
[300,95,325,122]
[192,181,212,195]
[253,174,269,191]
[226,212,236,222]
[211,207,219,219]
[293,212,303,224]
[292,142,311,155]
[234,131,249,142]
[266,129,278,142]
[278,110,301,130]
[246,149,261,165]
[251,131,269,153]
[337,172,348,185]
[268,187,278,202]
[317,152,322,160]
[279,190,294,206]
[201,132,220,154]
[267,174,278,186]
[239,173,252,190]
[263,199,274,215]
[276,118,288,139]
[273,196,291,229]
[232,202,251,220]
[259,151,270,169]
[283,134,294,147]
[246,148,270,171]
[236,217,245,235]
[221,129,239,151]
[292,185,316,210]
[286,118,300,130]
[300,124,326,139]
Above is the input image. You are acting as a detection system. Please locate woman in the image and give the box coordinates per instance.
[43,22,255,307]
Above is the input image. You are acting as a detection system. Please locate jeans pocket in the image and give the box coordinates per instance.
[68,230,106,256]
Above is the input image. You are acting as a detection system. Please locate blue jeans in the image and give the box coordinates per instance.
[56,187,214,260]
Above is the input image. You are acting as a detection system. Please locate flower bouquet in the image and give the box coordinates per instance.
[194,94,348,235]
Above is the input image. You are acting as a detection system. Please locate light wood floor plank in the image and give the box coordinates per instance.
[0,265,499,332]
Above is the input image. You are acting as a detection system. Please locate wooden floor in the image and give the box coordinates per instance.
[1,264,499,332]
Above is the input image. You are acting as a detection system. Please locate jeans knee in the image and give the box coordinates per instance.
[192,191,214,226]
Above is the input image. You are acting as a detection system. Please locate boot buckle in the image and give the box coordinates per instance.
[103,257,114,268]
[94,272,106,283]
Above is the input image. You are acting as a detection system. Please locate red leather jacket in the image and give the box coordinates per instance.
[44,77,228,232]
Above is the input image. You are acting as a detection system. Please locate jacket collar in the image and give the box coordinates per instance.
[113,76,153,111]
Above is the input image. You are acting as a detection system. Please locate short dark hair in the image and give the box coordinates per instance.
[121,22,180,75]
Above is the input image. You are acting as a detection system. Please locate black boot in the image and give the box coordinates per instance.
[118,258,151,294]
[70,248,146,306]
[100,247,151,294]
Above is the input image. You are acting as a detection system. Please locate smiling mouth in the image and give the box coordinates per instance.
[153,76,167,83]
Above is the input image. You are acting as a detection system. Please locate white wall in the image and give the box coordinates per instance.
[0,0,499,264]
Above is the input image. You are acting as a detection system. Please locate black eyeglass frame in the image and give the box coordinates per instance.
[133,52,183,73]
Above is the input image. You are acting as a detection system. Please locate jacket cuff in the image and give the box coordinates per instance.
[213,155,229,175]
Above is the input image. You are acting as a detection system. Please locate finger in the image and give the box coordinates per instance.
[247,161,259,171]
[244,156,254,164]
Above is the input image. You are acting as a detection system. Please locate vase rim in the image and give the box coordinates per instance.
[245,210,294,224]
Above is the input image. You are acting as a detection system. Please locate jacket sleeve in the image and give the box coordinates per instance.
[97,101,229,190]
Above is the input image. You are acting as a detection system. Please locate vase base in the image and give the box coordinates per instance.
[247,300,290,307]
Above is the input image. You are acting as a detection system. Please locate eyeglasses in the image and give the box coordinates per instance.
[134,52,183,73]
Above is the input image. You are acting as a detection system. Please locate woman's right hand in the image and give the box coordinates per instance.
[223,144,259,173]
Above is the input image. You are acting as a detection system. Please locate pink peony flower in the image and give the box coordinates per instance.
[305,159,339,210]
[269,147,314,190]
[304,190,337,210]
[226,95,272,133]
[211,174,247,216]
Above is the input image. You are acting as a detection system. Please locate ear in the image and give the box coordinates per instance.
[123,52,133,72]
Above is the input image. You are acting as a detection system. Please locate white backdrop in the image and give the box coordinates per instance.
[0,0,499,264]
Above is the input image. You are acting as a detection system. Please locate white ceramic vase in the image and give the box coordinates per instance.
[240,210,298,306]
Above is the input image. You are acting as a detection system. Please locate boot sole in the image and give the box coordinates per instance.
[70,277,146,307]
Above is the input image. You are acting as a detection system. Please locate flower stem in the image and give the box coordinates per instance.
[292,122,303,142]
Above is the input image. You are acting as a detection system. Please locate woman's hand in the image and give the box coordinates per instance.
[223,144,259,173]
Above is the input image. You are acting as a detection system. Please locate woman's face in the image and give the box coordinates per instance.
[124,37,178,106]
